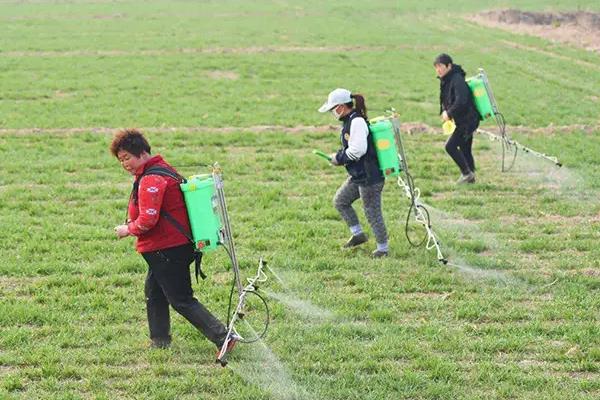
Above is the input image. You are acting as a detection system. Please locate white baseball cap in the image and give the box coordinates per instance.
[318,88,352,113]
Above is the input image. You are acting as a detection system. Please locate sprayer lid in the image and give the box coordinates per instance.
[318,88,352,113]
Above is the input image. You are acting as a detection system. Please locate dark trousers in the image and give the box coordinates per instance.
[445,129,475,175]
[141,243,227,347]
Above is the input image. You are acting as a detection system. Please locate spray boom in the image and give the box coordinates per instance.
[216,258,269,367]
[467,68,562,170]
[379,110,448,265]
[211,164,270,367]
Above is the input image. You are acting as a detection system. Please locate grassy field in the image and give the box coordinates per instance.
[1,1,599,399]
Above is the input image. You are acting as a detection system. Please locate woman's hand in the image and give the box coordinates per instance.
[329,153,340,166]
[441,110,450,121]
[114,224,130,239]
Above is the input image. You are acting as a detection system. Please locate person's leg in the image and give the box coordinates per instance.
[445,130,471,175]
[460,133,475,172]
[359,181,388,253]
[141,262,171,345]
[333,177,362,234]
[149,245,228,347]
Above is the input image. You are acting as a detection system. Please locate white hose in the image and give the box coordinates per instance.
[397,176,447,264]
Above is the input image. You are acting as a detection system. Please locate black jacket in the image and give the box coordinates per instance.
[334,111,384,185]
[439,64,480,135]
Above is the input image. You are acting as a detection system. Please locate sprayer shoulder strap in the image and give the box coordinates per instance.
[159,211,207,281]
[131,166,207,281]
[131,166,185,204]
[133,166,191,240]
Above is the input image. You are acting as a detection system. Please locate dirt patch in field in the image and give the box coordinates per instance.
[471,10,600,53]
[92,14,126,20]
[0,44,446,58]
[401,122,437,135]
[582,268,600,277]
[205,70,239,80]
[53,90,74,99]
[0,122,433,136]
[0,122,598,137]
[499,39,600,71]
[0,276,45,294]
[497,123,600,135]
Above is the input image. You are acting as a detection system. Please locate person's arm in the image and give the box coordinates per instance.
[439,84,444,115]
[335,117,368,165]
[127,175,169,236]
[446,75,471,120]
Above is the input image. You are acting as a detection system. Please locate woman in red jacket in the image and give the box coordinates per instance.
[112,129,237,353]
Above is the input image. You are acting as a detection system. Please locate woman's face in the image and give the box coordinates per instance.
[434,63,452,78]
[331,104,351,120]
[117,150,148,175]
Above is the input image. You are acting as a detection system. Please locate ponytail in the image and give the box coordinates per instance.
[350,94,367,119]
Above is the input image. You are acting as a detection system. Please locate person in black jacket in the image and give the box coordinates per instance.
[434,53,480,184]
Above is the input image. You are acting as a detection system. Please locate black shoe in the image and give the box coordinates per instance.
[150,338,171,349]
[343,232,368,248]
[371,249,389,258]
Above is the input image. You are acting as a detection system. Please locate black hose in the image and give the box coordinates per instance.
[238,290,270,344]
[221,244,237,327]
[417,204,432,228]
[496,112,517,172]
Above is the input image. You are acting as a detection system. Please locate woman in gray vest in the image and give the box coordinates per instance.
[318,89,389,258]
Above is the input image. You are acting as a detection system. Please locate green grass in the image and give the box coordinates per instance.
[1,1,600,128]
[1,1,599,399]
[1,129,599,399]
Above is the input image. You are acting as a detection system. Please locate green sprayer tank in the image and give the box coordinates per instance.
[180,175,222,252]
[466,70,496,120]
[369,118,401,178]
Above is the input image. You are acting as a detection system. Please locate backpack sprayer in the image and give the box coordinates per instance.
[180,164,269,367]
[374,112,447,264]
[467,68,562,171]
[314,111,447,264]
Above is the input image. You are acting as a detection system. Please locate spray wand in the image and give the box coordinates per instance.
[312,149,332,162]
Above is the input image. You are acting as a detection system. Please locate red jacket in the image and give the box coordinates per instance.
[127,155,191,253]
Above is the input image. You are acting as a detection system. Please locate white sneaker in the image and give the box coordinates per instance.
[457,172,475,184]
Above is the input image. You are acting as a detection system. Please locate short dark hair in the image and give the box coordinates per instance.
[433,53,453,66]
[110,128,151,157]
